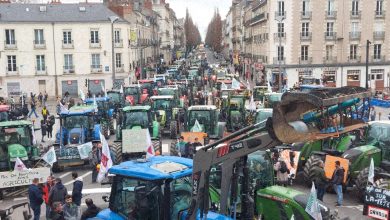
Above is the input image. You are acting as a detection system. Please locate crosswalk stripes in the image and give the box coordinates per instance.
[64,171,92,186]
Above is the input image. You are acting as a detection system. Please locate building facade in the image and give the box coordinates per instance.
[224,0,390,91]
[0,3,131,97]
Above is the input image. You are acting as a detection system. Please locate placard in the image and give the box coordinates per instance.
[122,129,149,153]
[324,155,349,183]
[364,185,390,219]
[77,142,93,159]
[0,167,51,188]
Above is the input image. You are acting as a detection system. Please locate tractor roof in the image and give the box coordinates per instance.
[125,85,141,88]
[61,105,96,116]
[150,95,174,100]
[188,105,217,111]
[107,90,121,94]
[109,156,193,181]
[84,97,110,103]
[368,120,390,126]
[122,105,151,112]
[139,79,154,83]
[0,120,32,127]
[159,87,177,90]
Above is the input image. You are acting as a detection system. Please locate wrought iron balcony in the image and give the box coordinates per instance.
[63,66,75,74]
[323,56,337,64]
[89,40,101,48]
[348,55,361,63]
[273,32,286,41]
[349,32,361,40]
[301,11,312,20]
[373,31,385,40]
[324,32,337,41]
[6,66,18,75]
[299,57,313,64]
[33,40,46,49]
[372,55,386,62]
[4,40,17,50]
[375,10,385,18]
[325,11,337,19]
[273,57,285,65]
[114,39,123,48]
[91,65,102,73]
[35,66,47,75]
[275,11,286,19]
[116,64,124,73]
[350,10,361,19]
[62,40,74,49]
[300,32,312,41]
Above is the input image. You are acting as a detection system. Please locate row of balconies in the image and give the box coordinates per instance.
[5,64,126,76]
[272,55,386,65]
[298,10,385,20]
[4,39,125,50]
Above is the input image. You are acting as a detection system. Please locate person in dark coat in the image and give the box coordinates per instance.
[190,137,203,158]
[331,161,345,206]
[49,202,65,220]
[71,172,83,216]
[47,115,55,141]
[81,199,101,220]
[89,140,102,183]
[312,160,328,201]
[41,120,47,143]
[48,178,68,207]
[28,178,43,220]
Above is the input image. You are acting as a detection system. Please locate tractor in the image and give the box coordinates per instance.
[0,105,10,122]
[221,95,247,132]
[84,96,115,138]
[107,90,124,113]
[138,79,156,97]
[53,105,101,172]
[157,87,182,108]
[150,95,182,139]
[110,105,161,164]
[123,85,149,106]
[252,86,269,102]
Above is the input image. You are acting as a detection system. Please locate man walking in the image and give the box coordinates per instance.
[28,178,43,220]
[331,161,345,206]
[313,160,328,201]
[28,96,39,118]
[49,178,68,207]
[72,172,83,217]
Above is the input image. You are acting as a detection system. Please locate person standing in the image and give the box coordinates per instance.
[28,96,39,118]
[274,158,289,186]
[89,140,102,183]
[313,160,328,201]
[63,195,79,220]
[190,137,203,159]
[43,91,48,107]
[38,92,43,107]
[331,161,345,206]
[81,199,101,220]
[41,120,47,143]
[42,106,49,123]
[370,107,376,121]
[29,178,43,220]
[176,136,188,158]
[47,115,55,141]
[71,172,83,217]
[48,178,68,207]
[42,175,54,218]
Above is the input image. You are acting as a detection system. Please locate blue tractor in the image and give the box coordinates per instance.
[53,105,101,172]
[84,96,115,138]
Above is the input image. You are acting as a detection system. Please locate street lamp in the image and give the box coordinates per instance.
[365,40,371,89]
[275,15,285,92]
[109,15,119,89]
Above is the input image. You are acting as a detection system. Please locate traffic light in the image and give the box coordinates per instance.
[85,79,89,88]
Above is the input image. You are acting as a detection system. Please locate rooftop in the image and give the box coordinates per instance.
[122,105,151,111]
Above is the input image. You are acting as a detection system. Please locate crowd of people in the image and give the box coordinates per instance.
[28,172,101,220]
[175,136,203,159]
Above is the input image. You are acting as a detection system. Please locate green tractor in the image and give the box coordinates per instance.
[111,105,161,163]
[221,95,247,132]
[84,96,115,138]
[157,87,183,108]
[150,95,182,139]
[304,121,390,200]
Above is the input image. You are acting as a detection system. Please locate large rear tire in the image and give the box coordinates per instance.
[152,139,162,155]
[355,167,385,201]
[374,178,390,189]
[109,119,115,135]
[52,162,64,173]
[111,142,123,164]
[170,121,178,139]
[170,140,178,156]
[302,154,323,187]
[102,123,109,139]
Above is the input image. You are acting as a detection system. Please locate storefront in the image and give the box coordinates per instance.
[61,80,78,97]
[347,70,361,87]
[88,79,105,96]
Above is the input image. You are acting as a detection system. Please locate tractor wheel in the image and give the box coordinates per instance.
[303,154,323,187]
[109,119,115,135]
[102,123,109,139]
[355,167,386,201]
[35,160,48,168]
[152,139,161,155]
[52,162,64,173]
[110,142,123,164]
[170,121,178,139]
[170,140,178,156]
[374,178,390,189]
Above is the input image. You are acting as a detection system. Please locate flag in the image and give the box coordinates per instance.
[232,78,240,89]
[42,147,57,166]
[247,79,251,91]
[191,119,203,132]
[145,131,155,159]
[80,89,85,101]
[291,214,295,220]
[93,95,98,113]
[368,158,375,185]
[305,182,322,220]
[97,132,113,183]
[101,82,107,97]
[120,85,124,94]
[221,82,228,90]
[14,157,27,171]
[249,95,256,112]
[137,80,141,88]
[31,125,37,145]
[77,142,93,160]
[59,101,68,113]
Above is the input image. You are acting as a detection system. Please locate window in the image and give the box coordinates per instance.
[90,30,99,43]
[36,55,45,71]
[277,23,284,36]
[115,53,122,68]
[91,54,100,68]
[352,0,359,14]
[34,29,44,44]
[63,31,72,44]
[5,29,15,45]
[374,44,382,59]
[350,44,358,59]
[302,22,309,36]
[302,0,309,13]
[351,22,359,32]
[278,46,284,60]
[376,0,383,14]
[323,71,336,83]
[64,54,73,70]
[277,1,285,16]
[327,0,335,12]
[326,45,333,59]
[347,70,360,81]
[371,69,384,80]
[7,55,16,71]
[114,29,121,43]
[326,22,334,36]
[301,45,309,60]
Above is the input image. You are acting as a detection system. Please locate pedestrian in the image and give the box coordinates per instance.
[191,137,203,158]
[48,178,68,207]
[370,107,376,121]
[41,120,47,143]
[28,96,39,118]
[274,157,289,186]
[81,199,101,220]
[38,92,43,107]
[176,136,188,158]
[313,160,328,201]
[89,140,102,183]
[28,178,44,220]
[63,195,79,220]
[48,202,65,220]
[43,91,48,107]
[42,106,49,123]
[42,175,55,218]
[331,161,345,206]
[71,172,83,217]
[47,115,55,141]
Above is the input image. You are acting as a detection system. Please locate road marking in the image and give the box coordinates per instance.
[64,171,92,186]
[14,197,27,201]
[6,188,28,197]
[59,172,71,179]
[342,205,364,211]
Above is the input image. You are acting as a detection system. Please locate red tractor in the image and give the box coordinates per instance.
[123,85,149,106]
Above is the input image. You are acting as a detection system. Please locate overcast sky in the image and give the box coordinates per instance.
[166,0,231,40]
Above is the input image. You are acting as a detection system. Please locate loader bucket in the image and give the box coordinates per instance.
[272,86,371,143]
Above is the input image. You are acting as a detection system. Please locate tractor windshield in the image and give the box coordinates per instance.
[189,110,211,126]
[110,176,160,219]
[124,111,149,128]
[256,110,273,123]
[158,89,175,96]
[108,92,121,103]
[63,116,90,129]
[367,122,390,149]
[0,126,31,146]
[0,112,9,122]
[124,87,139,96]
[153,99,172,110]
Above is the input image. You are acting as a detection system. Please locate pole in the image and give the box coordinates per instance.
[111,21,116,89]
[365,40,370,89]
[278,32,282,92]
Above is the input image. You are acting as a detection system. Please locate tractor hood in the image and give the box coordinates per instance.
[8,144,28,161]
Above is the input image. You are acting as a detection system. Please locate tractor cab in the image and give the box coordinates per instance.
[120,106,152,130]
[124,85,142,106]
[157,87,181,107]
[139,80,155,97]
[107,90,123,110]
[185,105,224,139]
[252,86,268,102]
[222,95,247,131]
[0,105,10,122]
[84,97,111,118]
[263,92,283,108]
